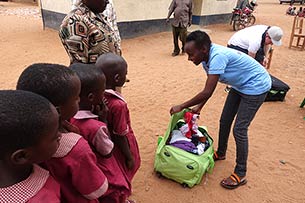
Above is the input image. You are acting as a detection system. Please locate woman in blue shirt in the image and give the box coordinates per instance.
[170,30,271,189]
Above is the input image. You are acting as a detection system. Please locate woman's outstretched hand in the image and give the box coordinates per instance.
[170,105,183,115]
[191,105,202,114]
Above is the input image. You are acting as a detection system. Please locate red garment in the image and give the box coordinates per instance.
[71,111,113,156]
[29,174,61,203]
[71,111,130,202]
[0,164,61,203]
[184,112,196,138]
[104,90,141,189]
[44,132,108,203]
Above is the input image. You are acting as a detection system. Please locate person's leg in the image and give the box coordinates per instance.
[172,25,180,56]
[232,92,268,177]
[179,27,188,53]
[217,88,241,157]
[220,91,267,189]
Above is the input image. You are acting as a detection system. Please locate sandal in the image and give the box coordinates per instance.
[213,151,226,161]
[220,173,247,189]
[125,200,136,203]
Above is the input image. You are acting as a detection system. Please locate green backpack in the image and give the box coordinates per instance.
[154,109,215,188]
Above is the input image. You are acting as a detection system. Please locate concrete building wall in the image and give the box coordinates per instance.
[202,0,236,15]
[192,0,237,25]
[41,0,237,38]
[9,0,37,4]
[41,0,70,13]
[115,0,170,22]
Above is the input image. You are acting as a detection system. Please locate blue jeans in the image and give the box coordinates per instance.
[217,88,268,177]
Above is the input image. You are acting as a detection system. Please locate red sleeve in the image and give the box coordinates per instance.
[111,101,129,136]
[71,146,108,200]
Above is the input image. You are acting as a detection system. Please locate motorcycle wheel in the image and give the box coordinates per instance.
[233,20,244,31]
[247,15,256,26]
[230,13,238,25]
[229,15,234,25]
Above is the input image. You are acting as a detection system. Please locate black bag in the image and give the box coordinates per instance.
[265,74,290,102]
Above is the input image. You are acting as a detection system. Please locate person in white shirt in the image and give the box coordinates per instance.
[227,25,283,67]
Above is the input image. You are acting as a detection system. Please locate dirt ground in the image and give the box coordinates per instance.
[0,0,305,202]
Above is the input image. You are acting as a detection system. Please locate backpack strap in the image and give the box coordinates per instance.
[255,26,271,63]
[260,26,271,50]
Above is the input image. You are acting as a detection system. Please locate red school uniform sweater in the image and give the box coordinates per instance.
[44,132,108,203]
[0,164,61,203]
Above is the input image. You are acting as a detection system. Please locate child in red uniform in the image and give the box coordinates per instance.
[0,90,61,203]
[70,63,130,203]
[16,63,108,203]
[96,53,141,197]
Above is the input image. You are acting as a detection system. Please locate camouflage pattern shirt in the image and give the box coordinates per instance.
[59,3,121,64]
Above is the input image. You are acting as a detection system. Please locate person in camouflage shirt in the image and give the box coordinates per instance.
[60,0,121,64]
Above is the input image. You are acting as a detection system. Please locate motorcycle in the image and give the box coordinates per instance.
[230,3,257,31]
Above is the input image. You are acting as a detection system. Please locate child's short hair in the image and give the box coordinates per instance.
[70,63,105,97]
[16,63,77,106]
[0,90,55,159]
[96,53,127,76]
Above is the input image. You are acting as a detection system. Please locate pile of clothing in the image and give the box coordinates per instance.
[169,112,210,155]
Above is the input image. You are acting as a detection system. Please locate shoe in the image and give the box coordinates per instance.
[220,173,247,189]
[125,200,136,203]
[213,151,226,161]
[171,52,179,56]
[224,86,231,93]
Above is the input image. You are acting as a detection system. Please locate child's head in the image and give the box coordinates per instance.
[0,90,60,165]
[96,53,127,89]
[70,63,106,107]
[16,63,81,120]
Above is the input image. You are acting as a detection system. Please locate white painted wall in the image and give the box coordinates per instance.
[40,0,237,21]
[201,0,237,15]
[115,0,170,22]
[40,0,71,14]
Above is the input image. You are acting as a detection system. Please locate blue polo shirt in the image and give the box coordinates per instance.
[201,44,271,95]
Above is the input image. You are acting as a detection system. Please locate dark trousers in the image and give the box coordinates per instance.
[172,25,187,54]
[217,88,267,177]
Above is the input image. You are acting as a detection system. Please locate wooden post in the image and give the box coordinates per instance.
[266,47,273,69]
